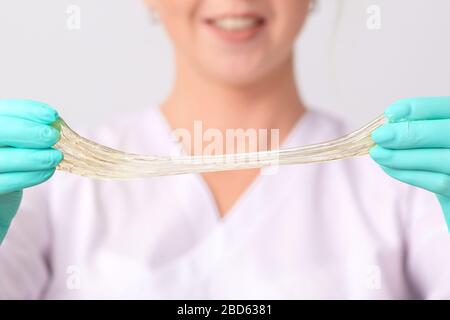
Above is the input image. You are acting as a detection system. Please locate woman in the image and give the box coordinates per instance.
[0,0,450,299]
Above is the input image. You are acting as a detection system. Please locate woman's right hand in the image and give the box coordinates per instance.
[0,99,63,243]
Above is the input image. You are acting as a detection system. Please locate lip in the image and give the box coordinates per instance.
[203,13,267,43]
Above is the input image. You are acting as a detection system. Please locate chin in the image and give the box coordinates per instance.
[201,56,273,88]
[217,72,266,88]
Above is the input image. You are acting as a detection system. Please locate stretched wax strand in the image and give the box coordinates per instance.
[52,115,386,180]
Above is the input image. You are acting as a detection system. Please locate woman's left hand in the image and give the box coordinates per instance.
[370,97,450,231]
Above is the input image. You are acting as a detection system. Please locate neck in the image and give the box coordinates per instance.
[161,54,305,145]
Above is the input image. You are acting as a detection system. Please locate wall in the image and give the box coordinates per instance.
[0,0,449,129]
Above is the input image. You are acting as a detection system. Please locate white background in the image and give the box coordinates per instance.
[0,0,449,129]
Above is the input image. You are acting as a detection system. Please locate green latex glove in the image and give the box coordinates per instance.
[0,99,62,243]
[370,97,450,231]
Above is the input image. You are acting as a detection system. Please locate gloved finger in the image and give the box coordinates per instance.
[380,166,450,198]
[385,97,450,122]
[0,99,59,124]
[0,190,23,236]
[436,195,450,233]
[0,116,60,149]
[0,169,56,195]
[371,119,450,149]
[370,146,450,175]
[0,148,63,173]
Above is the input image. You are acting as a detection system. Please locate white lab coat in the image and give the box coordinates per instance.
[1,108,449,299]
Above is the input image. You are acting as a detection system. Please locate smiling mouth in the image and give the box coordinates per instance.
[206,16,265,31]
[204,15,266,42]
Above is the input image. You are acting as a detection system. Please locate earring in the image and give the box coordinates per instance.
[309,0,317,13]
[149,9,160,25]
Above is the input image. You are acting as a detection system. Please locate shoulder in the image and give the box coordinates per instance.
[309,109,412,200]
[78,107,171,155]
[294,109,445,237]
[295,109,348,145]
[292,109,424,233]
[45,107,170,202]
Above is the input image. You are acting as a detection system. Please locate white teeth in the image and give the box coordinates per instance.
[212,17,261,31]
